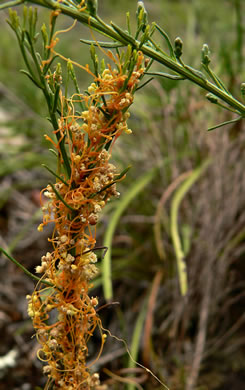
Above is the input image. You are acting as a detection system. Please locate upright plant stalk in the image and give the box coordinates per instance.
[5,5,146,389]
[1,1,244,387]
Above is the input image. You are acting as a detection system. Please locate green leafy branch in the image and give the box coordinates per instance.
[1,0,245,128]
[6,5,71,177]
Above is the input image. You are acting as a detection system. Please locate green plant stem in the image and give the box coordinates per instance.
[0,0,24,10]
[47,105,71,178]
[12,0,245,116]
[0,247,54,288]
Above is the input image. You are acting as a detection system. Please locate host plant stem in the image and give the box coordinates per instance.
[3,0,245,116]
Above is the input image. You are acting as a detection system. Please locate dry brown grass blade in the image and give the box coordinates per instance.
[142,269,163,367]
[103,367,146,389]
[154,171,192,261]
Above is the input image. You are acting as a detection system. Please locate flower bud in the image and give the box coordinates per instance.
[174,37,183,59]
[201,44,211,66]
[86,0,97,16]
[136,1,148,29]
[241,83,245,99]
[41,23,48,47]
[206,93,218,104]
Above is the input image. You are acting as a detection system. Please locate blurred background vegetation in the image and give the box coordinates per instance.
[0,0,245,389]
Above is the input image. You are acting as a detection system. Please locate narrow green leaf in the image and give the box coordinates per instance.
[0,247,54,288]
[42,164,69,186]
[103,167,157,300]
[0,0,24,10]
[92,166,131,197]
[184,64,207,82]
[203,63,231,95]
[20,69,42,89]
[49,182,76,212]
[80,38,124,48]
[154,23,176,60]
[136,77,154,91]
[170,160,211,295]
[145,71,185,80]
[127,298,148,390]
[208,117,242,131]
[43,55,59,75]
[48,148,58,157]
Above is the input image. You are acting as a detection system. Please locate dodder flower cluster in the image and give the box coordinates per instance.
[27,52,145,389]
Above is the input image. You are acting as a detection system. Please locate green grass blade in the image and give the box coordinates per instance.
[103,167,157,300]
[127,298,148,390]
[170,160,211,295]
[0,247,53,288]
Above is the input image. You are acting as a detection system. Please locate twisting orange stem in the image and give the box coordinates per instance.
[27,44,145,389]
